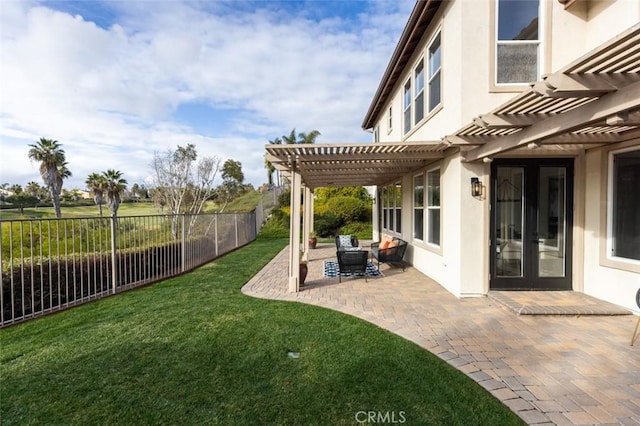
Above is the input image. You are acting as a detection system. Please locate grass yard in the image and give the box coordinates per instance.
[0,238,523,425]
[0,202,161,219]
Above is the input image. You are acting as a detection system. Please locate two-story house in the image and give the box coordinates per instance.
[265,0,640,313]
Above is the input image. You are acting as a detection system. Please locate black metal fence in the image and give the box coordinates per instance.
[1,212,257,327]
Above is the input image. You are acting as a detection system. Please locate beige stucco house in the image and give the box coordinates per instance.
[265,0,640,313]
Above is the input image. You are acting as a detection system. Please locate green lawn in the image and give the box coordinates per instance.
[0,238,523,425]
[0,202,161,219]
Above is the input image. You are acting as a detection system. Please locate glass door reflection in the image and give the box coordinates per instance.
[537,167,566,277]
[495,167,524,277]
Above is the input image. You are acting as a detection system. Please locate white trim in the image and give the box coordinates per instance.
[414,57,425,125]
[413,172,425,242]
[427,31,442,113]
[494,0,543,86]
[426,166,441,247]
[606,145,640,266]
[403,79,412,135]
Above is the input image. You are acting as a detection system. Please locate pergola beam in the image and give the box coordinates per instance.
[473,113,555,129]
[463,80,640,161]
[532,73,619,98]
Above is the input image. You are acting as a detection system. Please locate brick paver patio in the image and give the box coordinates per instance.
[243,243,640,425]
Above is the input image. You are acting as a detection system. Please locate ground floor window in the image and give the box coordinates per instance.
[413,174,424,241]
[381,181,402,234]
[427,169,440,246]
[609,147,640,261]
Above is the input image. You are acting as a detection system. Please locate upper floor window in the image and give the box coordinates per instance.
[388,106,393,132]
[403,80,412,134]
[428,33,441,111]
[373,125,380,143]
[414,59,425,124]
[608,147,640,262]
[496,0,540,85]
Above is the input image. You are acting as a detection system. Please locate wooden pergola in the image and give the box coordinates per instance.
[265,23,640,292]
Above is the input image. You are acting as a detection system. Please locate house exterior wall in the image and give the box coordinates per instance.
[371,0,639,311]
[548,1,640,72]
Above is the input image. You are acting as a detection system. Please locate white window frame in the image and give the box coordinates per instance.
[403,79,412,135]
[426,167,441,247]
[606,146,640,266]
[413,173,424,241]
[414,58,425,125]
[388,106,393,133]
[494,0,543,87]
[373,125,380,143]
[393,181,402,234]
[427,32,441,112]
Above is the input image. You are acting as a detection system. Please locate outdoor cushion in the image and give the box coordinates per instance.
[338,235,353,248]
[380,240,390,250]
[387,240,398,249]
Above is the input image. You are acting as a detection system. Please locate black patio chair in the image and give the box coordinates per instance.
[336,250,369,283]
[335,235,360,250]
[371,238,408,271]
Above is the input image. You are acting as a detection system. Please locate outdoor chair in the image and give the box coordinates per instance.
[371,238,408,271]
[336,250,369,282]
[335,235,360,251]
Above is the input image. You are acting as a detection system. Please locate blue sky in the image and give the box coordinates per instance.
[0,0,414,190]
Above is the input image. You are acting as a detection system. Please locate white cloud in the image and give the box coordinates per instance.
[0,0,411,190]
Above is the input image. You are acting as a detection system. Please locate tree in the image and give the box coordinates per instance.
[8,184,23,195]
[297,130,321,144]
[130,183,149,200]
[150,144,221,236]
[25,181,43,199]
[218,159,245,212]
[265,129,320,187]
[27,138,69,218]
[102,169,127,217]
[6,193,40,214]
[282,128,321,145]
[86,172,107,216]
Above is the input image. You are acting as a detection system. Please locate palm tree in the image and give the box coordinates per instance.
[282,128,321,145]
[27,138,67,218]
[86,173,107,216]
[25,181,42,198]
[102,169,127,217]
[297,130,321,144]
[282,129,298,145]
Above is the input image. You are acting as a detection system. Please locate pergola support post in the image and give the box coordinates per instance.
[288,169,302,292]
[301,185,313,262]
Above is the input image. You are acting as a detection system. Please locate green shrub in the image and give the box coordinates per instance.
[339,221,372,240]
[258,209,289,238]
[325,196,370,223]
[313,213,342,237]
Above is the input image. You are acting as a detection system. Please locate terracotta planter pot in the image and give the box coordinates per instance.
[299,263,308,285]
[308,237,317,249]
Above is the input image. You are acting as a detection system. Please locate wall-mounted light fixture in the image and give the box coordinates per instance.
[471,177,483,197]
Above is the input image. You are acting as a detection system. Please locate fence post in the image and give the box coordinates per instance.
[181,214,186,272]
[235,214,239,248]
[110,216,117,294]
[214,215,219,257]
